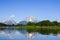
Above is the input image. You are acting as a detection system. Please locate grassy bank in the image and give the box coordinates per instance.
[0,26,60,30]
[0,26,60,34]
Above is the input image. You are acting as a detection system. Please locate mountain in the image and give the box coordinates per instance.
[18,21,27,25]
[0,16,17,25]
[0,16,37,25]
[0,19,16,25]
[25,16,37,22]
[18,16,37,25]
[3,19,16,25]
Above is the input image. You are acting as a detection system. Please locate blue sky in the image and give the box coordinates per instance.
[0,0,60,22]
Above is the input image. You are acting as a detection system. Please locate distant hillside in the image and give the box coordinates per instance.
[0,23,7,26]
[18,21,27,25]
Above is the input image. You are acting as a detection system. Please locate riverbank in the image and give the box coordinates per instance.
[0,26,60,34]
[0,26,60,30]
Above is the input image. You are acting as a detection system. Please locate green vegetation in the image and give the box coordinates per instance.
[0,23,7,26]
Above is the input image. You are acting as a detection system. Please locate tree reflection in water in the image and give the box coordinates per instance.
[20,29,38,40]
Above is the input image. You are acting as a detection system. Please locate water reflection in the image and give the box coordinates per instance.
[0,29,38,40]
[26,32,38,40]
[19,29,38,40]
[0,27,60,40]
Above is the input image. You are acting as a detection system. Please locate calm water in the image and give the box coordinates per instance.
[0,28,60,40]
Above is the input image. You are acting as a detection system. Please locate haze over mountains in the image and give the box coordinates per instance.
[0,16,37,25]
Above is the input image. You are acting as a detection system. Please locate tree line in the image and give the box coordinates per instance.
[0,20,60,26]
[17,20,60,26]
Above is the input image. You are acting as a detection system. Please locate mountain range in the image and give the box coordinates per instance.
[0,16,37,25]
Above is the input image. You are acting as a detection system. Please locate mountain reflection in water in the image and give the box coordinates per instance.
[0,28,60,40]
